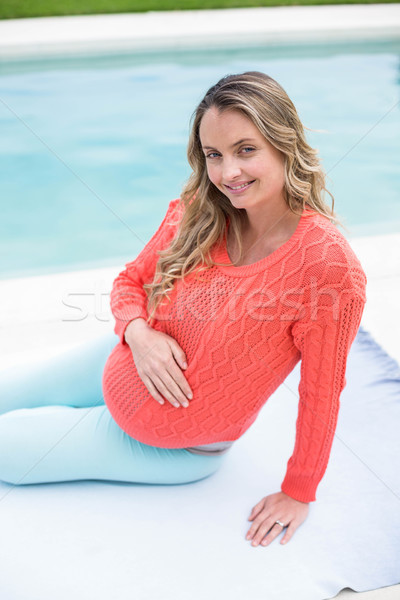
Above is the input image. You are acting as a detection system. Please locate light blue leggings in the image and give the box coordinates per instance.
[0,332,226,486]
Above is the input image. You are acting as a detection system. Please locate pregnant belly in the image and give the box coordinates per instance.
[102,342,242,448]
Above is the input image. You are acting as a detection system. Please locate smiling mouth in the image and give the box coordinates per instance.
[224,180,255,192]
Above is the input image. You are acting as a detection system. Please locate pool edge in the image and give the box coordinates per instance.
[1,5,400,60]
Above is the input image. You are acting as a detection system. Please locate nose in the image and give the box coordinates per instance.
[222,156,241,181]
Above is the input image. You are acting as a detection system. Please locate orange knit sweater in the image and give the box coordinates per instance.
[102,199,367,502]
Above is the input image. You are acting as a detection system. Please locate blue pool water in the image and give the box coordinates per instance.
[0,39,399,279]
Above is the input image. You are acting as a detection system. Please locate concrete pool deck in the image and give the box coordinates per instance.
[0,4,400,59]
[0,5,399,599]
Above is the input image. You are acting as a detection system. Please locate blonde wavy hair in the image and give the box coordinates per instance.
[144,71,338,322]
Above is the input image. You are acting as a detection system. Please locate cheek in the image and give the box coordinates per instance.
[206,164,220,186]
[262,160,285,189]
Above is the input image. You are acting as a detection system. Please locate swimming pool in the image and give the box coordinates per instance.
[0,38,399,279]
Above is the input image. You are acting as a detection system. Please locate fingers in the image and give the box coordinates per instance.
[139,363,190,408]
[247,516,290,547]
[131,333,193,407]
[169,339,188,371]
[168,353,193,401]
[153,372,191,408]
[142,353,193,408]
[281,521,297,545]
[167,342,193,399]
[143,371,190,408]
[246,509,277,542]
[143,377,165,405]
[248,499,265,521]
[246,493,309,548]
[260,521,289,547]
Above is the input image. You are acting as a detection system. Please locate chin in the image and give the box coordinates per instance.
[227,196,251,210]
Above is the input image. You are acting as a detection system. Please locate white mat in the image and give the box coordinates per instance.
[0,327,399,600]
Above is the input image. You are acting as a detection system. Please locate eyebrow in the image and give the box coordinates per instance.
[202,138,257,151]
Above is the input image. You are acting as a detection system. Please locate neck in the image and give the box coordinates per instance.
[226,200,303,266]
[242,200,299,241]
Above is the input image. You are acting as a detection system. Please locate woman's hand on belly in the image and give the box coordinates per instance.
[124,318,193,409]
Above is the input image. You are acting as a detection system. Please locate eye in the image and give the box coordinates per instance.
[240,146,255,154]
[205,152,221,159]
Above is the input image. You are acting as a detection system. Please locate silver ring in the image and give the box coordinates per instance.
[275,520,285,528]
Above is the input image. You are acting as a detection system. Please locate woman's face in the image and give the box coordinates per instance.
[199,107,287,216]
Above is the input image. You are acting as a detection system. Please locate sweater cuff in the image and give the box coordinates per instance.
[113,305,148,344]
[280,472,318,503]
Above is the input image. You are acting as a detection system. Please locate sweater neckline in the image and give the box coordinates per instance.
[212,207,318,277]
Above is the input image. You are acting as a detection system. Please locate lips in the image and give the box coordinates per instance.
[224,180,255,194]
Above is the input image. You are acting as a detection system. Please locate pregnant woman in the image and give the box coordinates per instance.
[0,71,366,548]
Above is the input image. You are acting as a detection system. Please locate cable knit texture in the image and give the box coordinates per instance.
[102,199,367,502]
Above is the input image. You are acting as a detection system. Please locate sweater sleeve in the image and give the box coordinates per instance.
[281,277,367,503]
[110,198,182,344]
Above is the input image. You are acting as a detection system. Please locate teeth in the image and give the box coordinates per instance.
[230,182,250,190]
